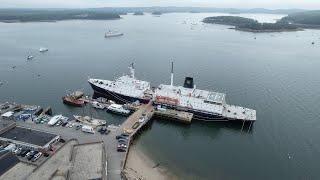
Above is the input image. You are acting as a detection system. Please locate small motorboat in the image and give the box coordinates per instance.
[105,30,124,38]
[27,55,34,60]
[91,101,105,109]
[39,47,49,52]
[107,104,130,116]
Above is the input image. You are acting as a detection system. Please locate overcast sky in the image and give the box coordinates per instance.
[1,0,320,9]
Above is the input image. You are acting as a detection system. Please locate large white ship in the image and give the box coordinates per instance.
[88,63,256,122]
[88,63,153,104]
[104,30,124,38]
[154,63,256,121]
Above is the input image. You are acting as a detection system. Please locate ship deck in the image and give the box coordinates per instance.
[222,105,256,121]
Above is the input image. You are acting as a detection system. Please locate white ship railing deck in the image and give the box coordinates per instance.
[222,105,256,121]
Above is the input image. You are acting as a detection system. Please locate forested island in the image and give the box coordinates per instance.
[133,12,144,15]
[203,11,320,32]
[152,11,162,15]
[0,9,120,22]
[203,16,301,32]
[279,10,320,28]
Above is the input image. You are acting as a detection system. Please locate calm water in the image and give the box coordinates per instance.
[1,13,320,179]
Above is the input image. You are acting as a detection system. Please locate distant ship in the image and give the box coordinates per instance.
[105,30,124,38]
[88,63,153,104]
[39,47,48,52]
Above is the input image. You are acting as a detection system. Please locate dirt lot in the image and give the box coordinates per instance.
[26,140,78,180]
[69,142,104,180]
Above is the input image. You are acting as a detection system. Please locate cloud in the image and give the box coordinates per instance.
[1,0,319,9]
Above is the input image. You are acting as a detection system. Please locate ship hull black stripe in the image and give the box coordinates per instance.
[90,82,248,122]
[89,82,149,104]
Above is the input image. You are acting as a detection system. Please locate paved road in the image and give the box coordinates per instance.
[16,121,125,180]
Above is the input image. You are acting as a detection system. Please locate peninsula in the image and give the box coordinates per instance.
[133,12,144,15]
[203,10,320,32]
[203,16,301,32]
[0,9,120,22]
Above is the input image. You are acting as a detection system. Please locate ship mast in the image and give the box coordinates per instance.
[170,61,174,87]
[129,63,135,79]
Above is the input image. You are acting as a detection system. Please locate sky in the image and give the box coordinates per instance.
[1,0,319,9]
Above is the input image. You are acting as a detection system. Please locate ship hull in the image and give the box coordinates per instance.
[62,97,84,107]
[154,102,229,121]
[105,33,124,38]
[89,82,150,104]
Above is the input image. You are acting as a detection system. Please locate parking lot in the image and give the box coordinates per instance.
[1,103,133,180]
[26,140,78,180]
[15,119,124,180]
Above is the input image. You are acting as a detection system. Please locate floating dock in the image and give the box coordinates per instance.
[154,109,193,124]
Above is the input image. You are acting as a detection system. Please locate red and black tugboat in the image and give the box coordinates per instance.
[62,91,85,107]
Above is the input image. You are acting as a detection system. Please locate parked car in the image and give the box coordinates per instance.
[62,122,68,127]
[55,121,62,126]
[32,152,42,162]
[116,135,129,140]
[20,149,31,157]
[27,151,38,161]
[117,143,128,149]
[121,133,130,137]
[75,124,82,130]
[117,147,126,152]
[98,127,110,135]
[118,139,128,144]
[26,150,35,158]
[138,116,146,123]
[44,153,50,157]
[13,147,22,154]
[17,149,27,156]
[67,123,74,128]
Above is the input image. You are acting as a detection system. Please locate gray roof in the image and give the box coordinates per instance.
[0,126,57,147]
[0,151,19,176]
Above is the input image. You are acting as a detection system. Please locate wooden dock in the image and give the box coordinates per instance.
[120,102,194,178]
[120,102,154,135]
[154,109,193,124]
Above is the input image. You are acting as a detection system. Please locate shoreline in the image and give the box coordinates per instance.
[124,144,179,180]
[0,18,121,23]
[232,27,304,33]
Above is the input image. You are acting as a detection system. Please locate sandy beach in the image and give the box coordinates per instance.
[124,144,178,180]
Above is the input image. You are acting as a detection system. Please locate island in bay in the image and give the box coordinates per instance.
[203,10,320,32]
[0,9,120,23]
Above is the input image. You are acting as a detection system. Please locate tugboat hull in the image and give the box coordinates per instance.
[62,97,85,107]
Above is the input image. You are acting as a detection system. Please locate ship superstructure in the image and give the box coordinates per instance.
[88,63,153,104]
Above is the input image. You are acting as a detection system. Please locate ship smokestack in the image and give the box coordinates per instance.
[170,61,174,87]
[183,77,194,89]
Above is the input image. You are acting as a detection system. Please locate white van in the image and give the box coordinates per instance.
[81,125,95,134]
[4,143,16,151]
